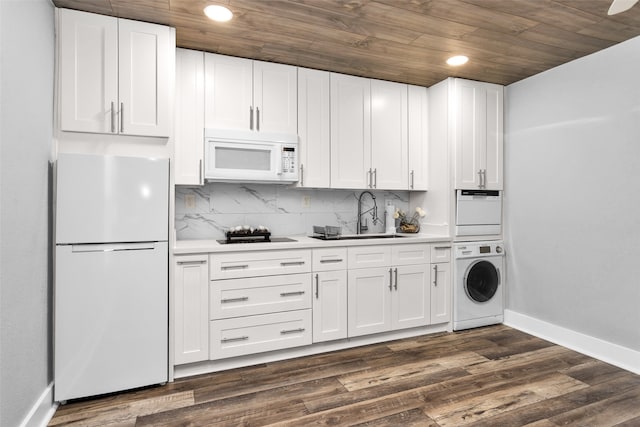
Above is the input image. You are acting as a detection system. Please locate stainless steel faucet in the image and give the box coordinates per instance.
[357,191,379,234]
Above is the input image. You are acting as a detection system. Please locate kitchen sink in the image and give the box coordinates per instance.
[310,233,409,241]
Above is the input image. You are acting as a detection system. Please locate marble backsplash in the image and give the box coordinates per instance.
[175,183,410,240]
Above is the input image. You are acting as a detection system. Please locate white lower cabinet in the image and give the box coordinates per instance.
[347,244,431,337]
[312,248,348,343]
[393,264,430,329]
[209,249,312,360]
[210,310,312,360]
[174,255,209,365]
[174,242,451,367]
[430,245,452,324]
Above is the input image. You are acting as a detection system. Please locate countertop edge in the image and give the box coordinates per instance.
[173,234,452,255]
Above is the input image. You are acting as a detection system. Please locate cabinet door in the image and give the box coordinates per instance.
[430,262,451,324]
[408,85,428,190]
[59,9,118,133]
[483,84,504,190]
[174,48,204,185]
[348,267,392,337]
[174,255,209,365]
[392,264,430,330]
[253,61,298,134]
[297,68,330,188]
[118,18,171,137]
[330,73,371,189]
[454,79,504,190]
[454,79,484,189]
[312,270,348,343]
[204,53,253,130]
[371,80,408,190]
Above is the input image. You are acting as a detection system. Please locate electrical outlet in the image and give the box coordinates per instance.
[302,195,311,208]
[185,194,196,209]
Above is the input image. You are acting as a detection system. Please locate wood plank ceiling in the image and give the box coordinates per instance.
[52,0,640,87]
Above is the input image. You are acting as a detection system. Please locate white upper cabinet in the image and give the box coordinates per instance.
[331,74,409,190]
[408,85,429,190]
[204,53,297,134]
[297,68,331,188]
[454,78,504,190]
[371,80,408,190]
[174,48,204,185]
[58,8,173,137]
[330,73,371,189]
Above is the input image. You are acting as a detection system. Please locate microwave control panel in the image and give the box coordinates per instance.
[282,146,296,174]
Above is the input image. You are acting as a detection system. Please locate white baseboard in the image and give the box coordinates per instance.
[19,382,58,427]
[504,309,640,375]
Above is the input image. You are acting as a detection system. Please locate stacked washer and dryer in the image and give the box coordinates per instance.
[453,190,505,331]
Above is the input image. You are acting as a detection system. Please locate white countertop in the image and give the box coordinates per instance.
[174,233,452,255]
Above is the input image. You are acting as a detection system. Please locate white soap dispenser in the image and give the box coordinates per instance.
[385,203,396,234]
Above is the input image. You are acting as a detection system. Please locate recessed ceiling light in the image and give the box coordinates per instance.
[446,55,469,66]
[204,5,233,22]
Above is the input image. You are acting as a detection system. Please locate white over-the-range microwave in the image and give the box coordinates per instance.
[204,129,299,183]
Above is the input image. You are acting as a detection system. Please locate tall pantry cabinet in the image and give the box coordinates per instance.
[57,8,174,137]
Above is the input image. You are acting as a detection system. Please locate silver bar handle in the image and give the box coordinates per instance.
[300,164,304,186]
[394,268,398,290]
[256,107,260,131]
[433,264,438,286]
[221,297,249,303]
[199,159,203,184]
[319,258,343,264]
[221,336,248,343]
[280,291,305,297]
[176,260,206,265]
[281,328,305,335]
[249,106,254,130]
[120,102,124,133]
[280,261,305,267]
[389,268,393,291]
[110,101,115,133]
[410,170,414,189]
[477,169,483,188]
[315,273,319,299]
[373,168,377,188]
[483,169,487,188]
[434,246,452,250]
[367,168,372,188]
[221,264,249,270]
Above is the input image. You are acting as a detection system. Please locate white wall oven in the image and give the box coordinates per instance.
[204,129,298,183]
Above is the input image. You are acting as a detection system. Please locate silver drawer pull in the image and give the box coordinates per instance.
[221,264,249,270]
[280,291,305,297]
[280,261,305,267]
[221,297,249,303]
[434,246,451,250]
[221,336,249,343]
[320,258,343,264]
[280,328,305,335]
[176,260,206,265]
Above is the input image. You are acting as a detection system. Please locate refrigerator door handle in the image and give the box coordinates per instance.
[71,243,158,253]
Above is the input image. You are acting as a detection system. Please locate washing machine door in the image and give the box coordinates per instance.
[464,260,500,303]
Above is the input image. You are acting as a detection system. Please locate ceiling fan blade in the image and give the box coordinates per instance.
[608,0,639,15]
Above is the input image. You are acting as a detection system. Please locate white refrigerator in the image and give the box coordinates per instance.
[54,153,169,402]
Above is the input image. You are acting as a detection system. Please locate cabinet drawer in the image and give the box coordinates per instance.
[210,249,311,279]
[210,273,311,320]
[348,246,392,269]
[391,243,430,265]
[431,245,451,263]
[210,310,312,359]
[312,247,347,271]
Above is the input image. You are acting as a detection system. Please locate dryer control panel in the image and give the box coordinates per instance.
[455,241,504,259]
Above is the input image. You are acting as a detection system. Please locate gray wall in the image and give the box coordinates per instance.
[505,36,640,351]
[0,0,55,425]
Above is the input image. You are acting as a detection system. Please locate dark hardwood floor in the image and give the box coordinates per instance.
[49,325,640,426]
